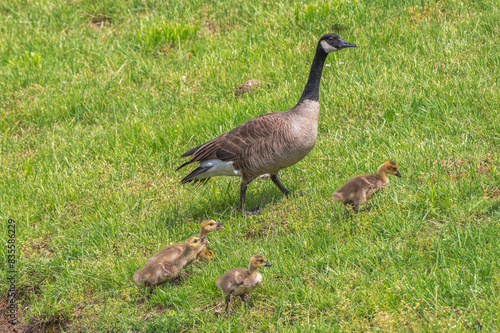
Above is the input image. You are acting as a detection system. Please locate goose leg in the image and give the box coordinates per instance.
[270,174,291,196]
[353,205,359,214]
[239,181,261,215]
[239,182,247,212]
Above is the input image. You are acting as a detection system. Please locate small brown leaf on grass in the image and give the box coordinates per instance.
[235,80,261,97]
[89,15,112,30]
[477,155,493,174]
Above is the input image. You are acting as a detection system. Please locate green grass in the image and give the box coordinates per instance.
[1,0,499,331]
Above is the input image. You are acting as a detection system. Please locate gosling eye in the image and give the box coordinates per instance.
[259,260,264,263]
[194,240,198,243]
[210,223,214,226]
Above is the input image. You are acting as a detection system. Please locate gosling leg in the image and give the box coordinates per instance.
[224,295,231,314]
[240,295,247,309]
[146,286,154,300]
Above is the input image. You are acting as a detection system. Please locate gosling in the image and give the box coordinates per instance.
[194,220,223,263]
[198,247,214,261]
[145,220,223,266]
[332,160,401,214]
[134,236,206,296]
[216,255,272,314]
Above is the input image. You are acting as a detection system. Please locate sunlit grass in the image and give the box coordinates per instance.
[1,0,499,331]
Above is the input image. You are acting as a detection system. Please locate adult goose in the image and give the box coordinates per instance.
[177,34,356,213]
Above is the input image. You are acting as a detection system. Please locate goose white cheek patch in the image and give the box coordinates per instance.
[320,40,339,53]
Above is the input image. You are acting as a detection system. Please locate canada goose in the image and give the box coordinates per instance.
[216,255,272,314]
[332,160,401,214]
[133,236,206,296]
[177,34,356,213]
[145,220,222,266]
[198,247,214,260]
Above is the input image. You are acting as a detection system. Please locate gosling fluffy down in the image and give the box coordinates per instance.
[216,255,272,314]
[198,247,214,261]
[133,236,206,287]
[145,220,222,266]
[332,160,401,214]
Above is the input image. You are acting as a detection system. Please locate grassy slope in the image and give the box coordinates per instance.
[1,0,499,331]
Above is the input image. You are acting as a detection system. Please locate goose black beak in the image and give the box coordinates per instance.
[216,222,224,229]
[200,237,207,245]
[264,261,272,267]
[339,38,356,49]
[395,171,402,178]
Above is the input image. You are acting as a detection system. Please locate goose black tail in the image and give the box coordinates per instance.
[181,166,212,184]
[180,145,203,158]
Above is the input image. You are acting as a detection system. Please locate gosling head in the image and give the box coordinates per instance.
[200,247,214,260]
[382,160,402,178]
[250,255,272,269]
[186,236,207,250]
[319,33,356,53]
[200,220,224,232]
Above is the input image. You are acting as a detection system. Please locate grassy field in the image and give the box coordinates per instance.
[1,0,500,331]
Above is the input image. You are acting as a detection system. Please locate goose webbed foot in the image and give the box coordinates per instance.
[244,206,262,215]
[239,182,262,215]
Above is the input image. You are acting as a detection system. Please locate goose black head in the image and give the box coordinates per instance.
[319,34,356,53]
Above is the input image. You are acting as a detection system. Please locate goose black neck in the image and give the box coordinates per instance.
[298,44,328,104]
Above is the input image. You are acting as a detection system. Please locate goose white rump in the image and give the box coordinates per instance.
[199,159,241,178]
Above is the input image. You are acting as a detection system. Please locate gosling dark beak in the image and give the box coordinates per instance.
[200,237,207,245]
[339,38,356,49]
[216,222,224,229]
[395,171,402,178]
[264,261,272,267]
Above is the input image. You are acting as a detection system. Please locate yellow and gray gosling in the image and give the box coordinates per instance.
[145,220,222,266]
[332,160,401,214]
[193,220,223,263]
[133,236,206,297]
[198,247,214,261]
[216,255,272,314]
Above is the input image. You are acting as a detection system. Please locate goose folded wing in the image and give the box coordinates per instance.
[181,113,282,165]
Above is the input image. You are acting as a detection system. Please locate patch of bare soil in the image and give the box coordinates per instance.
[235,80,261,97]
